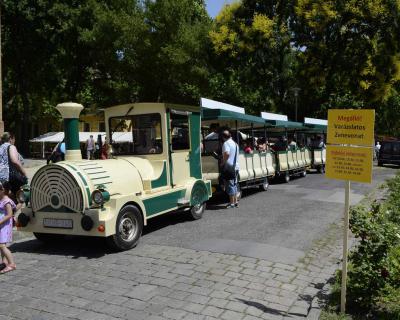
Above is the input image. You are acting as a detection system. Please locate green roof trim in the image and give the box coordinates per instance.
[304,123,327,132]
[202,108,267,125]
[265,119,305,129]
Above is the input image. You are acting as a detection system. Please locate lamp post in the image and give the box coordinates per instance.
[291,87,300,122]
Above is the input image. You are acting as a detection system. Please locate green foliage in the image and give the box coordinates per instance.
[3,0,400,148]
[344,174,400,316]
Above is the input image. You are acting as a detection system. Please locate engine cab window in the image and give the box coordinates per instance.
[171,113,190,151]
[109,113,163,155]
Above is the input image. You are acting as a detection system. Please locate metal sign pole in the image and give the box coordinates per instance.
[341,179,351,313]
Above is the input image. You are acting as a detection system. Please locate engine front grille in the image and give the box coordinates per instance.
[31,165,84,213]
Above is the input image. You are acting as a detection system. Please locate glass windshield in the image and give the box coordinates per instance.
[109,113,163,155]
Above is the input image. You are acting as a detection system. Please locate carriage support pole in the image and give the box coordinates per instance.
[340,180,351,313]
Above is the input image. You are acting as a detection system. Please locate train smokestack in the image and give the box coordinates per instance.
[56,102,83,161]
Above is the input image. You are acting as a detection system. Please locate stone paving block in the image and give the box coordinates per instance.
[201,306,224,318]
[239,274,261,283]
[240,262,257,269]
[209,290,231,299]
[183,302,205,313]
[225,271,242,278]
[230,279,250,288]
[226,265,243,272]
[245,282,265,291]
[162,308,188,320]
[288,305,309,317]
[124,284,159,301]
[272,268,296,278]
[274,263,297,272]
[188,286,213,296]
[241,268,259,276]
[208,298,229,308]
[246,305,266,317]
[256,265,273,273]
[221,310,245,320]
[264,279,282,288]
[224,285,248,295]
[274,275,293,283]
[206,274,232,284]
[225,301,248,313]
[281,283,297,292]
[185,293,210,305]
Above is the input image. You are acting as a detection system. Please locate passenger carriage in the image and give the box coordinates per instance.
[201,108,275,196]
[261,113,311,183]
[17,102,212,250]
[303,117,327,173]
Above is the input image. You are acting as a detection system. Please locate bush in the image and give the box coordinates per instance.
[345,176,400,315]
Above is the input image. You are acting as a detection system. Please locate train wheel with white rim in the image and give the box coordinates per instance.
[107,205,143,251]
[301,170,307,178]
[260,178,269,191]
[284,172,290,183]
[190,202,206,220]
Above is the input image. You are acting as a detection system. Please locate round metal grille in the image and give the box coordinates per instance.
[31,165,84,213]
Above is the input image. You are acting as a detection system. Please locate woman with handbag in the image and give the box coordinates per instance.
[0,133,28,196]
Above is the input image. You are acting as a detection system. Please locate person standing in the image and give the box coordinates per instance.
[0,133,27,196]
[0,181,17,274]
[221,130,239,209]
[375,141,381,160]
[85,135,95,160]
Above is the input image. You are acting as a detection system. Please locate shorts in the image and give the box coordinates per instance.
[224,171,238,196]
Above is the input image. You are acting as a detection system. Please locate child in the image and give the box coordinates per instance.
[0,181,17,274]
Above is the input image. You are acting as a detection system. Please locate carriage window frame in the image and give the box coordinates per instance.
[108,113,163,156]
[170,112,191,152]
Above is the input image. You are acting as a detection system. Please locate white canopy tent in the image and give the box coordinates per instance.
[30,132,133,158]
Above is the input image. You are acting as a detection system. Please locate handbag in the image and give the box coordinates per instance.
[7,146,28,190]
[221,144,238,180]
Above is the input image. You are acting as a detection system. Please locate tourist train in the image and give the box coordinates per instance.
[16,99,327,250]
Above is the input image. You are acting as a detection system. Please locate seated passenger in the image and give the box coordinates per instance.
[205,123,219,140]
[272,136,288,151]
[243,140,253,154]
[257,137,268,152]
[289,138,297,151]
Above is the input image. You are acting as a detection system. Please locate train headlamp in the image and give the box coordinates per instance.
[91,187,110,206]
[16,187,30,204]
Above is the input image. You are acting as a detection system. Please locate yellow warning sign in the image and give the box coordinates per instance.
[327,109,375,146]
[325,145,373,183]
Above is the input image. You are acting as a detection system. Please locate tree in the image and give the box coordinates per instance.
[208,0,298,116]
[293,0,400,116]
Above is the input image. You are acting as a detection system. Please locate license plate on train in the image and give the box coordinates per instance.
[43,218,73,229]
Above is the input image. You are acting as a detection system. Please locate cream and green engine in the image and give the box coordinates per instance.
[17,102,211,250]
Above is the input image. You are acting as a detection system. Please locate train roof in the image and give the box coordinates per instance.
[201,108,267,127]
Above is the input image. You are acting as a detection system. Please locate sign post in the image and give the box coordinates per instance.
[325,109,375,313]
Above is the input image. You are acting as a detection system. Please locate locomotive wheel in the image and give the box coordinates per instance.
[107,205,143,251]
[33,232,65,243]
[283,172,290,183]
[301,170,307,178]
[260,179,269,191]
[190,202,206,220]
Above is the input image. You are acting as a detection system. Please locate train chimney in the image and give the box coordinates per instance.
[56,102,83,161]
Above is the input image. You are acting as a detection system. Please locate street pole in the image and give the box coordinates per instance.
[0,2,4,134]
[341,180,351,313]
[291,87,300,122]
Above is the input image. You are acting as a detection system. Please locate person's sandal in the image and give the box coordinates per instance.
[0,264,16,274]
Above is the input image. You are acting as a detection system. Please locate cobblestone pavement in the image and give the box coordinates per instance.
[0,166,396,320]
[1,233,341,320]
